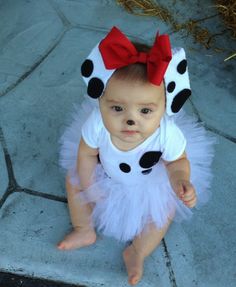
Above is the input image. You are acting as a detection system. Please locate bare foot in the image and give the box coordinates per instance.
[123,244,144,285]
[57,227,96,250]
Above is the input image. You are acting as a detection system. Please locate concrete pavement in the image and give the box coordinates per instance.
[0,0,235,286]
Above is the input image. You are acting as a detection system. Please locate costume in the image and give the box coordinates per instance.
[58,27,215,242]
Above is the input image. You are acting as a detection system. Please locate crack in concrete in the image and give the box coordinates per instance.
[0,127,17,187]
[189,99,236,143]
[204,125,236,143]
[0,28,67,98]
[48,0,72,28]
[0,190,13,209]
[161,239,178,287]
[0,127,67,208]
[21,188,67,203]
[0,0,74,99]
[0,127,20,208]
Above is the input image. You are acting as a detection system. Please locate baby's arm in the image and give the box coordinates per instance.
[163,152,197,208]
[77,137,99,190]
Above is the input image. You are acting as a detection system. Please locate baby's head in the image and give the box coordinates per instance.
[81,26,191,144]
[99,45,166,145]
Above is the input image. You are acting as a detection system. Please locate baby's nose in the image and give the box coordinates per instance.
[126,120,135,126]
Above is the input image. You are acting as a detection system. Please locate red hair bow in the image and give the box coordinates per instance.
[99,26,172,86]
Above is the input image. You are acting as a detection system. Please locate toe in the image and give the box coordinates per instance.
[57,242,65,250]
[129,273,141,285]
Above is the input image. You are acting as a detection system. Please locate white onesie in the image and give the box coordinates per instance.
[81,107,186,185]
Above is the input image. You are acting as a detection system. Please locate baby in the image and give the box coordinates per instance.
[57,27,213,285]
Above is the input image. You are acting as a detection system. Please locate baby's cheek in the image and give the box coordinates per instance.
[142,121,159,137]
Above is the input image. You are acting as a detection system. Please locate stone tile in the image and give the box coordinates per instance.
[0,0,63,95]
[164,134,236,287]
[189,50,236,138]
[0,192,172,286]
[52,0,169,41]
[0,28,92,197]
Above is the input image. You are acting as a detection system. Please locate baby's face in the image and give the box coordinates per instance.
[99,76,165,149]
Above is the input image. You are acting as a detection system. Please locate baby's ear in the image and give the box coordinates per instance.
[164,48,191,116]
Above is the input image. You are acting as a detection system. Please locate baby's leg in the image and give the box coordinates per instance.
[57,174,96,250]
[123,220,171,285]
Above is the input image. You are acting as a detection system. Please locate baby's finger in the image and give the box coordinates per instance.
[184,197,197,208]
[183,181,194,192]
[183,192,195,201]
[183,184,195,198]
[174,182,185,198]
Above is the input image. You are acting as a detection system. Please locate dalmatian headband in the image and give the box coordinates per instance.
[81,26,191,116]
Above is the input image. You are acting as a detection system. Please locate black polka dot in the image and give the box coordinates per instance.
[87,77,104,98]
[142,168,152,175]
[81,59,94,77]
[171,89,191,113]
[177,59,187,74]
[139,151,162,169]
[119,163,131,173]
[167,81,176,93]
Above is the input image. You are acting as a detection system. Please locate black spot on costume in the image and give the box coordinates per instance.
[87,77,105,98]
[167,81,176,93]
[139,151,162,169]
[177,59,187,74]
[171,89,191,113]
[119,163,131,173]
[81,59,94,77]
[142,168,152,175]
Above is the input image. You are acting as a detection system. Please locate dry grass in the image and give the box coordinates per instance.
[117,0,236,59]
[215,0,236,37]
[117,0,173,22]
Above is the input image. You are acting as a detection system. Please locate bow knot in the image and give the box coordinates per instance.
[99,26,172,86]
[132,52,148,64]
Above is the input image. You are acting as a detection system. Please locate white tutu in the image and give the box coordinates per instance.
[58,96,216,242]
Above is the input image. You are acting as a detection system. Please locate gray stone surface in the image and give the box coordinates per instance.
[52,0,169,38]
[0,0,235,286]
[165,134,236,287]
[189,52,236,138]
[0,0,63,96]
[0,192,172,286]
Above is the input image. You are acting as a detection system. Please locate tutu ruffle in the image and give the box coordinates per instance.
[59,96,216,242]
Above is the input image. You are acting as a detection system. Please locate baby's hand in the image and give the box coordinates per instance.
[173,180,197,208]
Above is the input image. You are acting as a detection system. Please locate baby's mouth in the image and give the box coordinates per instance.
[122,130,139,135]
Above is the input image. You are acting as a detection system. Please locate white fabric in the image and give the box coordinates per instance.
[83,44,115,88]
[59,97,216,242]
[164,48,191,115]
[81,107,186,184]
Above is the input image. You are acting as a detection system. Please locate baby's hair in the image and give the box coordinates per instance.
[110,42,166,106]
[111,42,151,84]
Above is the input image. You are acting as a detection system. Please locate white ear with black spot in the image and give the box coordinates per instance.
[81,44,115,99]
[164,48,191,115]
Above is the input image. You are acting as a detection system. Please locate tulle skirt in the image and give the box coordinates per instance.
[58,96,216,242]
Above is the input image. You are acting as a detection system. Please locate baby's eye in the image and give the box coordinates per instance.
[111,105,123,112]
[140,108,152,114]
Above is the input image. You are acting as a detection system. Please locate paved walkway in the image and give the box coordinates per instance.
[0,0,235,286]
